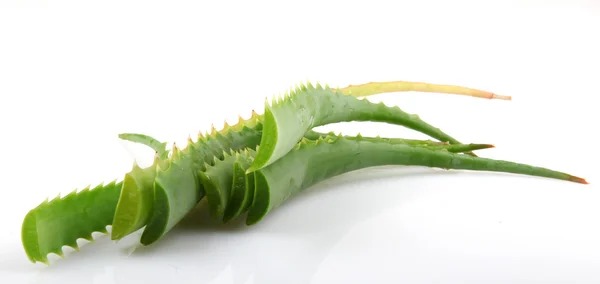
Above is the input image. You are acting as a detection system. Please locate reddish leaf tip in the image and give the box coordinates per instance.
[568,176,588,184]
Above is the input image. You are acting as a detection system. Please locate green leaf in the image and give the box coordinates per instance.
[248,83,472,172]
[246,135,586,225]
[140,152,201,245]
[22,181,122,264]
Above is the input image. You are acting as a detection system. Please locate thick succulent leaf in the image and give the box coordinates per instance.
[223,153,256,223]
[226,163,253,222]
[304,130,494,153]
[110,163,157,240]
[140,152,201,245]
[22,181,122,264]
[248,83,474,172]
[198,150,240,219]
[246,135,586,225]
[198,149,255,221]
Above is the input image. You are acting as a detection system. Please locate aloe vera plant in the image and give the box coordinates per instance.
[20,79,586,266]
[110,82,491,246]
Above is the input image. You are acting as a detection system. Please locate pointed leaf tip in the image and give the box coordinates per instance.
[493,94,512,100]
[568,176,588,184]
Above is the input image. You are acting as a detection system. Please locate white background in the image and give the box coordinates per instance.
[1,0,599,283]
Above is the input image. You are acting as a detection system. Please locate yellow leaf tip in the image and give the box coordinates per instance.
[492,93,512,100]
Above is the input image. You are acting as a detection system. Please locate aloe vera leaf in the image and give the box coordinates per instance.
[139,148,201,245]
[203,149,256,223]
[197,150,242,219]
[224,157,256,223]
[335,80,507,157]
[198,148,256,222]
[197,138,489,224]
[21,181,121,264]
[110,162,158,240]
[335,80,512,100]
[118,133,169,159]
[110,134,169,240]
[304,130,493,153]
[246,135,587,225]
[333,80,508,157]
[248,83,477,172]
